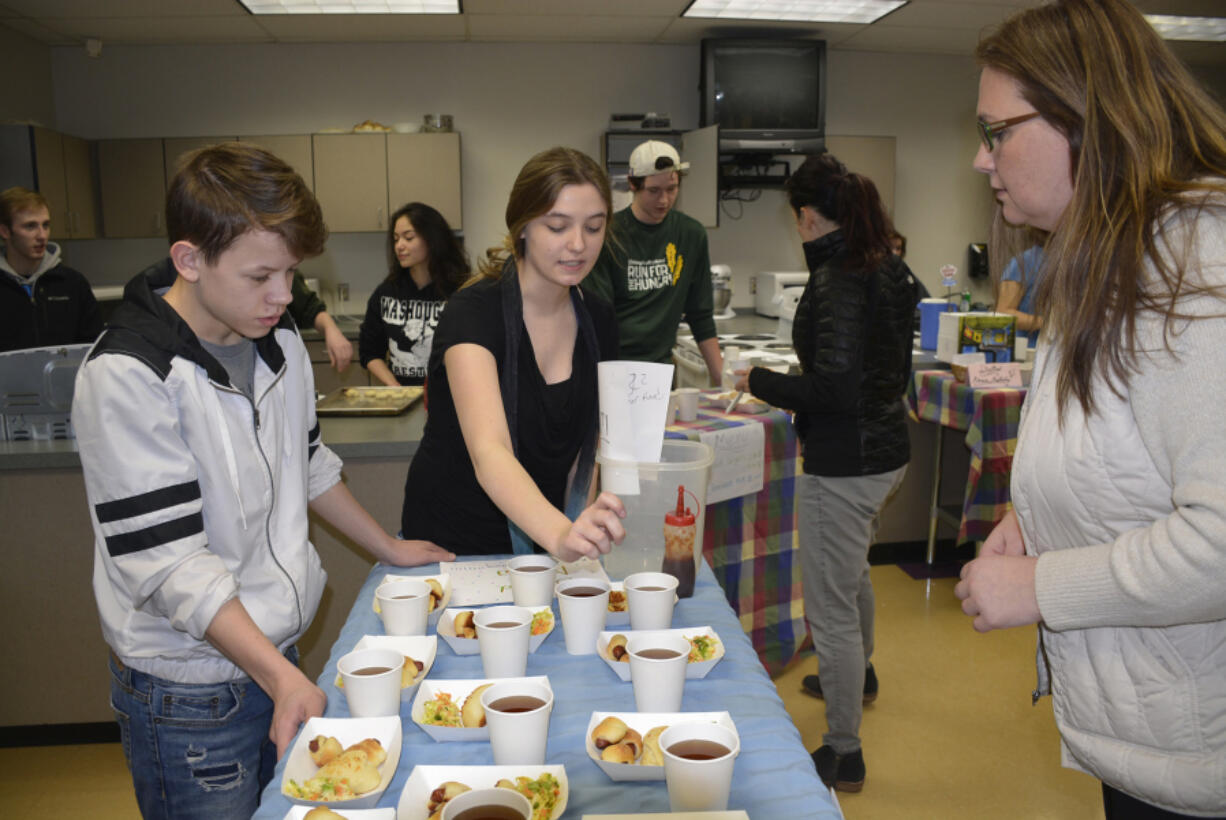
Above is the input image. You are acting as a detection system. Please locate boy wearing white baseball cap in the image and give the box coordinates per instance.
[582,140,722,385]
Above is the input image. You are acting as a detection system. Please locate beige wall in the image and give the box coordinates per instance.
[49,41,996,308]
[0,25,55,127]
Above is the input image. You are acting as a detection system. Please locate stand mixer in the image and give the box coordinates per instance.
[711,264,733,319]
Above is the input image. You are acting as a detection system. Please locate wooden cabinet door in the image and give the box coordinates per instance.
[312,133,388,233]
[238,134,314,190]
[98,139,167,238]
[386,132,462,229]
[61,135,98,239]
[31,128,70,232]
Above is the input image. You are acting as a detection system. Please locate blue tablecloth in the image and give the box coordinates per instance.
[252,557,840,819]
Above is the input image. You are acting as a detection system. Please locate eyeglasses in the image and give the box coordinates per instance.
[977,112,1041,151]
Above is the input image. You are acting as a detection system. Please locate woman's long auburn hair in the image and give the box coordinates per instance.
[785,153,895,274]
[977,0,1226,417]
[476,146,613,281]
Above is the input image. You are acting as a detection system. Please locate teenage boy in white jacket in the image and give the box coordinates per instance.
[72,143,454,820]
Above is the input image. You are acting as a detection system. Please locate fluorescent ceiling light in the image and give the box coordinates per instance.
[1144,14,1226,42]
[683,0,907,25]
[239,0,460,13]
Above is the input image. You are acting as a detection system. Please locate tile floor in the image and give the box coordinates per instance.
[0,565,1103,819]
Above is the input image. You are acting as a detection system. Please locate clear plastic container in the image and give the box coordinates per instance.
[597,440,714,597]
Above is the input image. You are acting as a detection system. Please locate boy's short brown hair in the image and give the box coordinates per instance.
[0,187,50,227]
[166,142,327,263]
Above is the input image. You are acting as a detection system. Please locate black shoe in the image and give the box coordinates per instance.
[801,664,879,704]
[811,744,866,792]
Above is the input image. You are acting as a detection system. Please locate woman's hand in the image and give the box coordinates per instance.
[552,492,627,562]
[733,368,751,393]
[981,508,1026,556]
[954,554,1040,632]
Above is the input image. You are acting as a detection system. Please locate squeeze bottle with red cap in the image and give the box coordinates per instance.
[661,485,697,598]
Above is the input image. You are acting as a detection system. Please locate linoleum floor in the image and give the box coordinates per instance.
[1,565,1102,819]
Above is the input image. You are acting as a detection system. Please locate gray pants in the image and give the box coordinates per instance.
[798,467,906,754]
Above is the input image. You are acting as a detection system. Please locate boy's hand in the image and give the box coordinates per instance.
[384,539,455,567]
[270,671,327,759]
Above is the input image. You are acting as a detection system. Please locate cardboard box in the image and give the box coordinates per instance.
[936,312,1017,363]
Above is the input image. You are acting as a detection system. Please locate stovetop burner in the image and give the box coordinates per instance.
[728,334,774,341]
[762,342,794,351]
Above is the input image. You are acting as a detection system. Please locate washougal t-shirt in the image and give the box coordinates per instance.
[582,206,717,364]
[358,273,448,385]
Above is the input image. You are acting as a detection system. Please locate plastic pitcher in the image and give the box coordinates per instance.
[597,440,714,597]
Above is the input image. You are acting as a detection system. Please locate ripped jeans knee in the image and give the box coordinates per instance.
[109,653,283,820]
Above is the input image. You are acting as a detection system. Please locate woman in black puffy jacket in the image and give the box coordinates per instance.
[735,153,918,794]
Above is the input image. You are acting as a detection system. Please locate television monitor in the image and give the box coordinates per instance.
[700,38,827,154]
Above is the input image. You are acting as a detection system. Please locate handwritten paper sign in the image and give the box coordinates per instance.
[598,360,674,463]
[967,362,1023,389]
[698,423,765,505]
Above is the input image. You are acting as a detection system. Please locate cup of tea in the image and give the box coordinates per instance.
[659,721,741,812]
[624,571,679,630]
[626,632,691,712]
[555,576,611,655]
[336,647,404,717]
[674,387,700,422]
[473,605,532,678]
[441,786,533,820]
[375,578,431,636]
[507,554,558,608]
[480,679,554,765]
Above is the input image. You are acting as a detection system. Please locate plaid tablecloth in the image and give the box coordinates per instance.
[666,393,804,677]
[906,369,1027,542]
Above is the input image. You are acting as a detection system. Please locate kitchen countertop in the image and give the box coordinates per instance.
[1,307,942,472]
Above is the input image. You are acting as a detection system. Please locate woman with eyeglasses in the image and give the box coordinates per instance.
[733,152,918,793]
[954,1,1226,817]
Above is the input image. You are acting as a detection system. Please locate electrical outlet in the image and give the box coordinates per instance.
[337,282,350,303]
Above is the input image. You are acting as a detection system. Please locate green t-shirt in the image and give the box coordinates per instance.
[582,206,716,364]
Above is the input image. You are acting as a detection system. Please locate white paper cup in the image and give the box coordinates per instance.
[660,721,741,812]
[508,554,558,607]
[627,632,690,712]
[336,647,403,717]
[441,786,533,820]
[375,579,430,636]
[624,571,679,630]
[473,605,532,678]
[480,679,554,765]
[555,576,611,655]
[675,387,700,422]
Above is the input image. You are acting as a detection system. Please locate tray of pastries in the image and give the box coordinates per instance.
[316,386,423,416]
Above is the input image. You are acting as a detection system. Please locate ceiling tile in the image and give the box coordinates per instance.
[839,23,983,54]
[467,13,673,42]
[463,0,685,16]
[39,15,273,44]
[4,0,241,17]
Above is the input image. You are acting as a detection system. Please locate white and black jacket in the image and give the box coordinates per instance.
[74,258,342,684]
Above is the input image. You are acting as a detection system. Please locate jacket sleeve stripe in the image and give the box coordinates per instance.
[104,511,205,557]
[95,479,202,524]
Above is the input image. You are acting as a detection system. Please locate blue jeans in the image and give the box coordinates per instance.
[108,648,295,820]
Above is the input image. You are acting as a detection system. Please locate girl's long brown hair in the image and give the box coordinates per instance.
[476,146,612,281]
[977,0,1226,417]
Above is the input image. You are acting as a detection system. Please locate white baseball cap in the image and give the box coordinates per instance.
[628,140,690,178]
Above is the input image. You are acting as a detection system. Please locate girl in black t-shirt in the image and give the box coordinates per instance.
[400,148,626,560]
[359,202,468,386]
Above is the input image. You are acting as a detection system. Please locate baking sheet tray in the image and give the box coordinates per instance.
[316,386,423,416]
